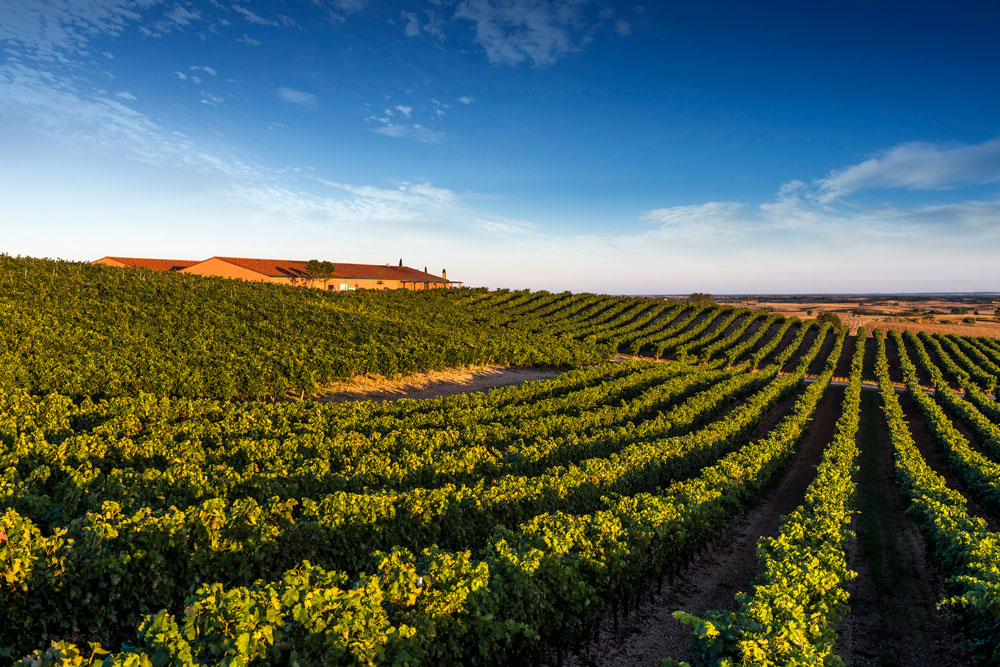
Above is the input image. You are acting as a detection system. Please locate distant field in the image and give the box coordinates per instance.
[4,257,1000,665]
[725,296,1000,338]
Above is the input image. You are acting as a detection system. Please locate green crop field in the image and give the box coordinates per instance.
[3,256,1000,666]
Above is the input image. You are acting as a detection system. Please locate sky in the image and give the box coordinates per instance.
[1,1,999,293]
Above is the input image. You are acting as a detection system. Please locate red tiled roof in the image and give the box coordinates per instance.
[97,256,199,271]
[211,257,455,282]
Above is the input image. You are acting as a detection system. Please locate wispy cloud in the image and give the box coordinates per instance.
[277,87,318,109]
[0,62,256,178]
[816,139,1000,202]
[0,0,155,61]
[395,104,413,117]
[200,92,224,106]
[164,6,201,28]
[457,95,474,104]
[232,4,278,27]
[237,34,262,46]
[453,0,628,67]
[190,65,217,76]
[373,123,445,144]
[318,0,368,23]
[400,9,446,39]
[116,91,137,101]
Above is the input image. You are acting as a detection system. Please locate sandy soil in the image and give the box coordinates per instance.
[311,365,563,403]
[560,384,844,667]
[836,392,969,666]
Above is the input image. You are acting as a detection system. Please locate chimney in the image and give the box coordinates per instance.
[442,269,447,280]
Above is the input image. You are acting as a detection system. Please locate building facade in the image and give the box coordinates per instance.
[92,256,461,290]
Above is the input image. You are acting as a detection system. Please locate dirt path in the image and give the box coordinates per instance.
[808,331,839,375]
[897,392,999,531]
[783,329,817,373]
[885,334,905,384]
[312,365,563,403]
[861,333,878,383]
[901,335,933,386]
[742,321,784,361]
[835,335,857,378]
[562,384,846,667]
[836,392,968,666]
[760,322,800,367]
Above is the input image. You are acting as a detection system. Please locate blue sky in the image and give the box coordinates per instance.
[1,1,998,293]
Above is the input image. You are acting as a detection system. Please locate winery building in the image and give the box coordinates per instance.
[92,255,461,291]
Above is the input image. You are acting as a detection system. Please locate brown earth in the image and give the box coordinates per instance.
[720,297,1000,338]
[783,328,817,374]
[884,335,905,384]
[807,330,839,376]
[759,322,800,367]
[836,392,969,666]
[897,392,999,531]
[835,335,857,378]
[560,383,845,667]
[311,365,563,403]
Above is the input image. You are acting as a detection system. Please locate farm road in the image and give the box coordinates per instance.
[560,384,846,667]
[836,392,969,666]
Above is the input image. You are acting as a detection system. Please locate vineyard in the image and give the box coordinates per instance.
[3,257,1000,665]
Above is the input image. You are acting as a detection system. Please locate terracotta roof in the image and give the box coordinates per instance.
[210,257,455,282]
[96,256,199,271]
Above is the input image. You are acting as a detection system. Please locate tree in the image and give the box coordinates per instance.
[816,311,843,328]
[399,258,403,267]
[305,259,336,280]
[995,308,1000,321]
[689,292,713,304]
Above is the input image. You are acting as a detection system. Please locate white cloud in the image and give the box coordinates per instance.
[200,92,224,106]
[174,71,188,80]
[316,179,458,205]
[0,0,158,61]
[0,62,256,178]
[116,91,137,101]
[400,9,445,39]
[102,51,115,59]
[641,202,751,238]
[232,4,278,26]
[395,104,413,117]
[190,65,217,76]
[374,123,445,144]
[403,11,421,37]
[277,87,318,109]
[457,95,474,104]
[164,5,201,28]
[237,34,262,46]
[452,0,635,67]
[817,139,1000,202]
[319,0,367,22]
